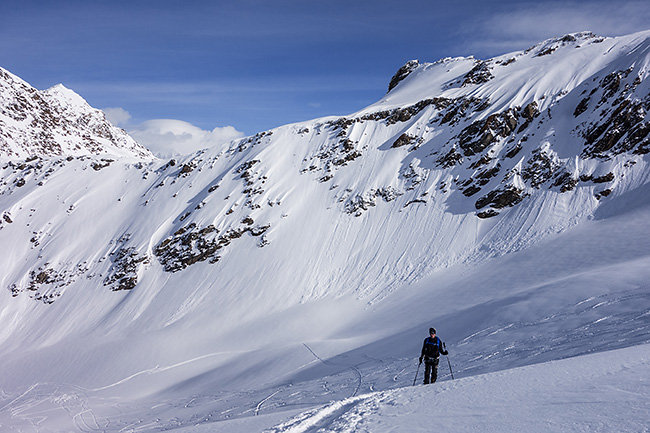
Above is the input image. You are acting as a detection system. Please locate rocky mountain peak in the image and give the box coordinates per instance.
[0,66,153,160]
[388,60,420,92]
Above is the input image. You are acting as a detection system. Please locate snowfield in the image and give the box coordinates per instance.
[1,30,650,432]
[261,344,650,433]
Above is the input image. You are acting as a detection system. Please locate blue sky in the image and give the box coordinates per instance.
[1,0,649,155]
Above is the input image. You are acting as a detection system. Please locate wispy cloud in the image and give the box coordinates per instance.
[456,0,650,58]
[103,107,132,127]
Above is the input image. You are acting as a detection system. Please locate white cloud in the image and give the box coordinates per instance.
[102,107,132,127]
[101,107,245,158]
[129,119,245,158]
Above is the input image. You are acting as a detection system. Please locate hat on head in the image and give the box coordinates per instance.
[429,327,436,334]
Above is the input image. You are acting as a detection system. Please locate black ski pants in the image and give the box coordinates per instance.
[423,357,439,384]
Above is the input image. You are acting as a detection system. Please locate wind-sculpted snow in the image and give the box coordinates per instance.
[0,30,650,432]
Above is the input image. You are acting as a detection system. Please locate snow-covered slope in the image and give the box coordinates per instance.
[0,30,649,432]
[262,344,650,433]
[0,66,154,159]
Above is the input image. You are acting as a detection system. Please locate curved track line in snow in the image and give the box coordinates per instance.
[302,343,362,398]
[90,351,242,392]
[264,394,371,433]
[0,382,112,433]
[255,389,282,416]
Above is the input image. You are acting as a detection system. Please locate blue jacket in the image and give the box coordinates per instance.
[421,336,448,359]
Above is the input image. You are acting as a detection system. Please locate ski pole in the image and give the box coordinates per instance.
[443,343,454,380]
[412,359,422,386]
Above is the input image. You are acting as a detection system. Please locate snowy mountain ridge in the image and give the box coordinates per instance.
[0,66,153,159]
[0,30,649,432]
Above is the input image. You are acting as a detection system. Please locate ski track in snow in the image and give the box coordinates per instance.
[0,383,113,433]
[301,344,362,398]
[0,282,648,432]
[263,394,376,433]
[1,285,648,433]
[264,344,650,433]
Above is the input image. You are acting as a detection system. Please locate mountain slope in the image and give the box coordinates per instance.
[263,344,650,433]
[0,66,153,159]
[0,30,649,432]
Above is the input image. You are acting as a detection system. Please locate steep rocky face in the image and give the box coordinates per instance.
[1,31,649,308]
[387,60,420,92]
[356,31,650,218]
[0,67,153,159]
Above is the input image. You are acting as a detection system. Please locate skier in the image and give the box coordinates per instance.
[419,327,448,384]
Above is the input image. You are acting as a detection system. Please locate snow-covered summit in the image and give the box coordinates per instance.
[376,29,650,115]
[0,66,154,159]
[0,30,649,432]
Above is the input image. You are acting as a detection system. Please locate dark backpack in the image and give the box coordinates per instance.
[423,336,442,358]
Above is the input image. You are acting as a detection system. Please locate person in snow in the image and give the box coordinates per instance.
[419,327,448,384]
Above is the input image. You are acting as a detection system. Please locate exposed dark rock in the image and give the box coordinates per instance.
[462,185,482,197]
[600,71,624,102]
[233,131,274,153]
[595,189,612,199]
[104,247,150,291]
[469,154,492,169]
[345,186,403,216]
[250,224,271,237]
[91,158,113,171]
[10,262,89,304]
[461,164,502,197]
[456,108,520,157]
[236,160,260,180]
[475,187,526,210]
[462,61,494,87]
[522,101,539,121]
[179,163,194,176]
[476,165,501,186]
[403,199,427,208]
[505,143,522,159]
[574,97,591,117]
[439,97,486,126]
[154,222,270,272]
[552,172,579,192]
[477,209,499,219]
[536,47,557,57]
[583,99,648,158]
[388,60,420,92]
[592,172,615,183]
[436,147,463,168]
[392,133,419,149]
[522,147,560,188]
